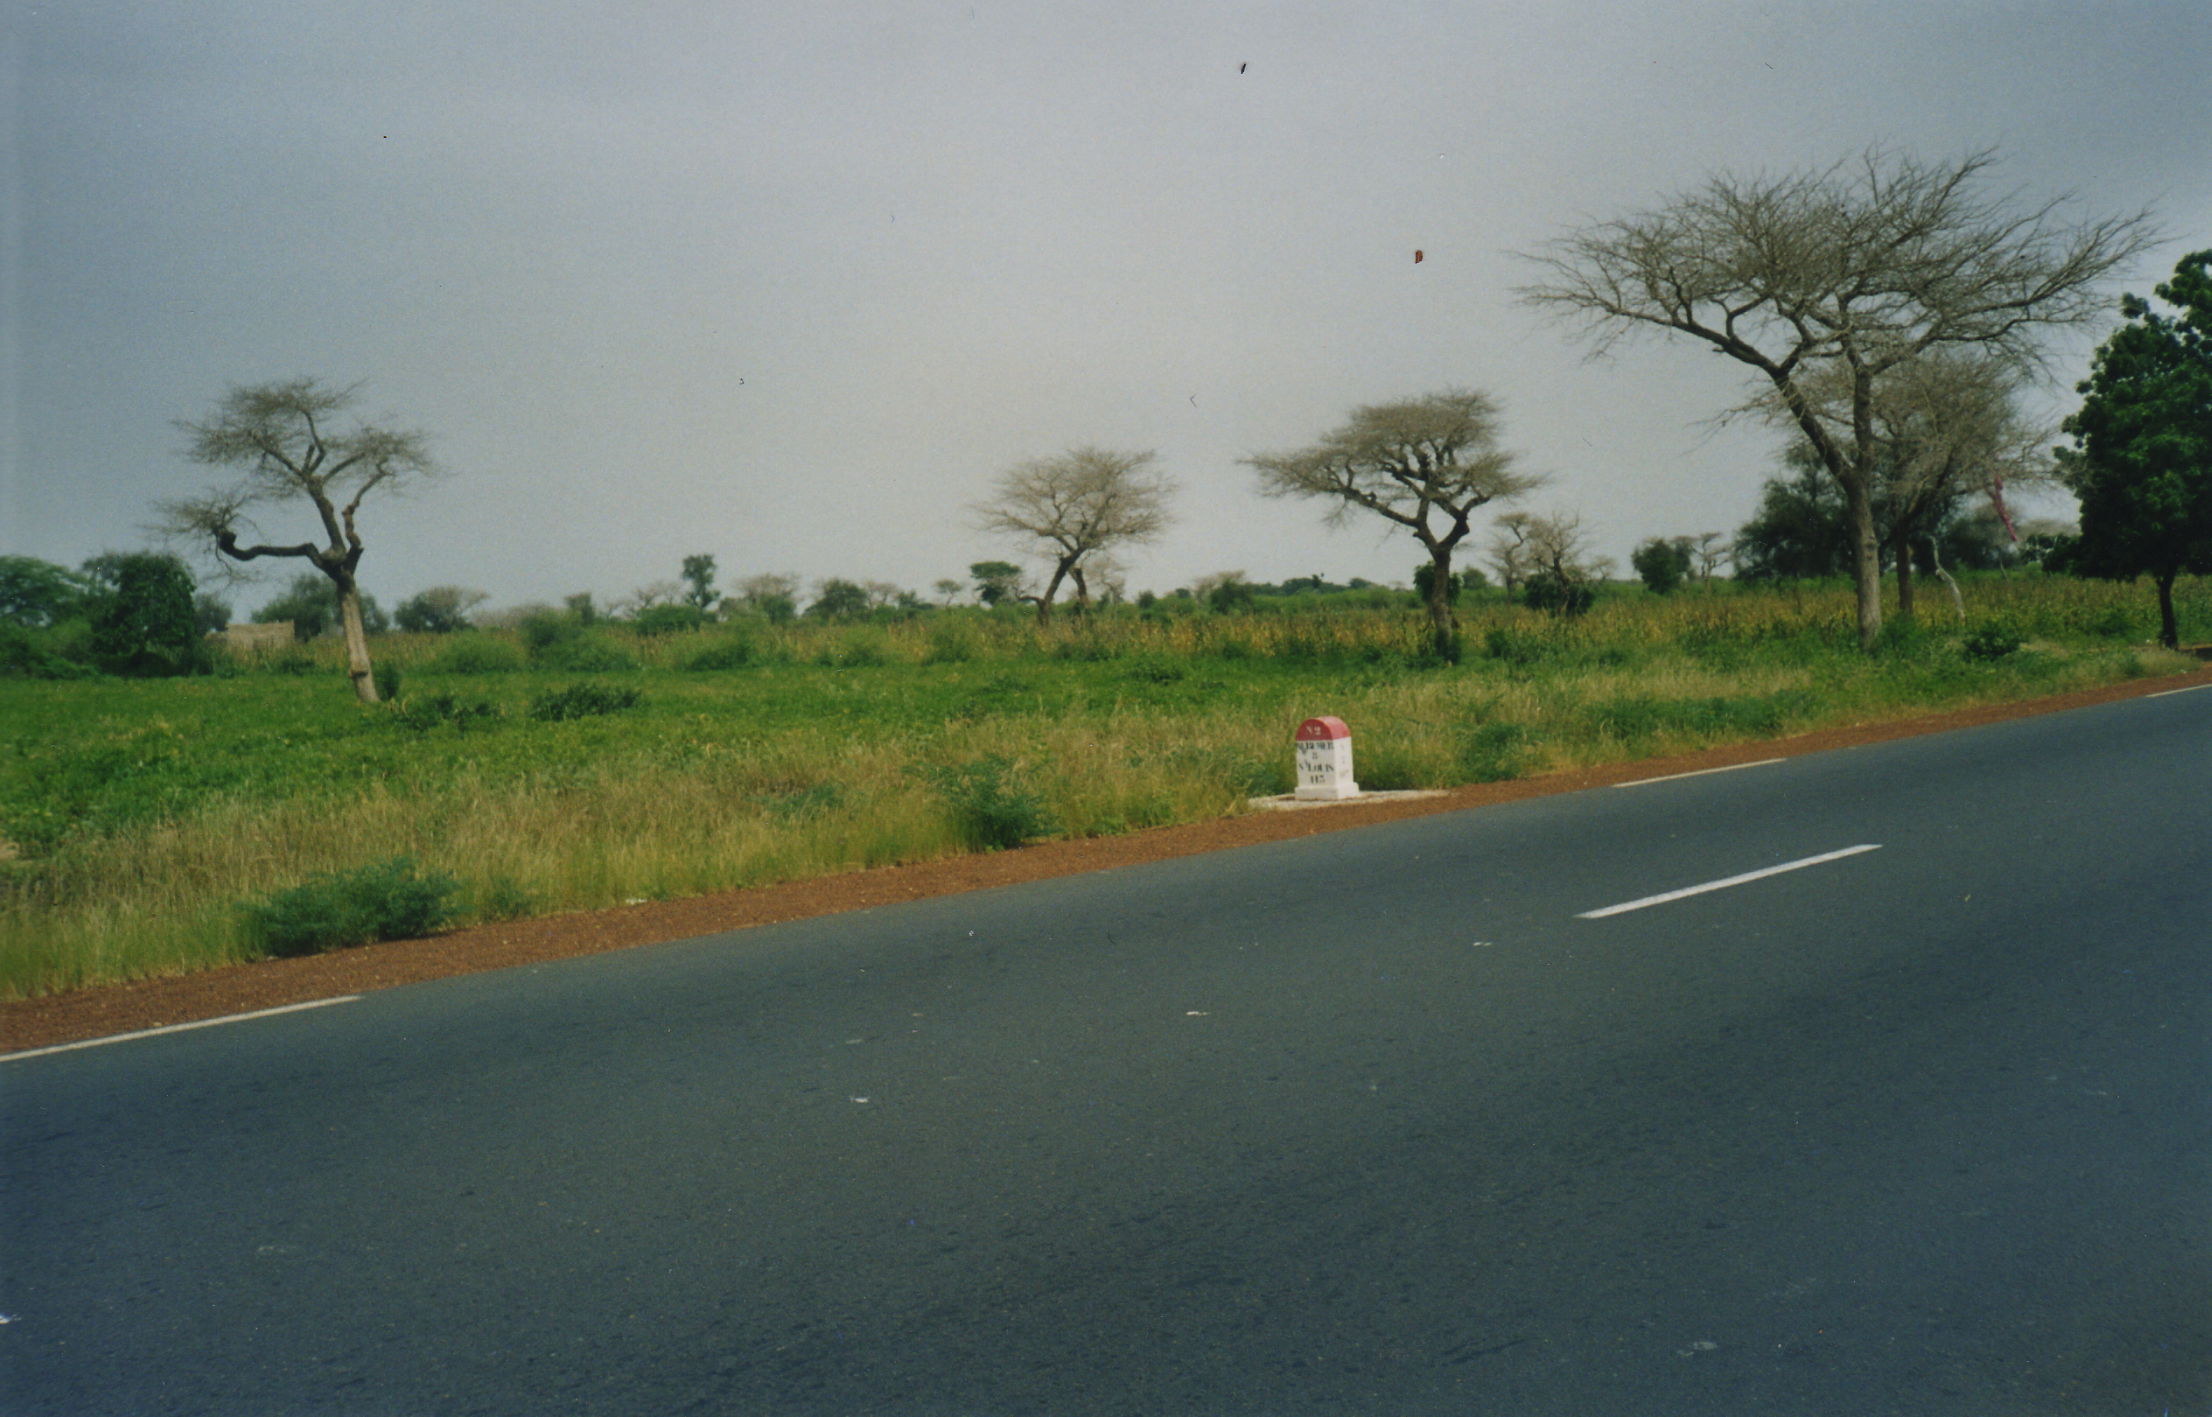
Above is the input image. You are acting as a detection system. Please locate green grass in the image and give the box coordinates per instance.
[2,572,2204,999]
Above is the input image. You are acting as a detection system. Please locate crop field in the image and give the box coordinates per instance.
[3,572,2205,1000]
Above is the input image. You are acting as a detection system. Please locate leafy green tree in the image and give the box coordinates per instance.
[808,578,871,620]
[1735,466,1864,581]
[680,554,719,613]
[256,572,388,639]
[631,603,707,635]
[969,561,1026,608]
[1630,537,1694,594]
[89,552,201,676]
[0,556,94,627]
[2057,250,2212,649]
[394,586,489,634]
[734,574,799,624]
[193,593,234,635]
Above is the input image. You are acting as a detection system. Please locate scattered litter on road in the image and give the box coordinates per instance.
[1185,1011,1210,1017]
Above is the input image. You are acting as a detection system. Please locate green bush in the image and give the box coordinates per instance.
[682,633,759,671]
[519,610,586,652]
[372,662,403,701]
[534,632,640,673]
[1523,573,1596,616]
[392,693,504,732]
[242,857,459,957]
[426,634,526,674]
[1960,620,2025,661]
[632,603,708,636]
[528,681,643,722]
[89,553,203,677]
[0,623,98,680]
[926,755,1055,850]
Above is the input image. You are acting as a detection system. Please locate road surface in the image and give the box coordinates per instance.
[5,687,2208,1414]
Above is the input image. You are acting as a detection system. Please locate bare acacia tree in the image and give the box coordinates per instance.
[1520,147,2154,649]
[1771,349,2052,617]
[975,447,1173,624]
[1248,389,1538,658]
[164,379,436,702]
[1486,510,1537,598]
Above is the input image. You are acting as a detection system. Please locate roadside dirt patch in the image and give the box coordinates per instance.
[8,666,2207,1052]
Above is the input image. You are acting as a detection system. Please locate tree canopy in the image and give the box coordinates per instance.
[975,448,1171,623]
[1522,147,2154,648]
[1247,389,1536,658]
[165,378,436,702]
[2058,250,2212,648]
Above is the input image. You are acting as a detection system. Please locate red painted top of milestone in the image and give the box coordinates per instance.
[1295,716,1351,742]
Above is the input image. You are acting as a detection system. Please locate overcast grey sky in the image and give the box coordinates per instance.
[4,1,2207,613]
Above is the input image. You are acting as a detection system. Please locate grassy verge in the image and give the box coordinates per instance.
[3,573,2204,999]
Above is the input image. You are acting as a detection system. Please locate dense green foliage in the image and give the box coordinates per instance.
[2059,250,2212,648]
[1630,538,1694,595]
[242,857,460,957]
[0,556,95,628]
[255,572,390,638]
[88,553,203,676]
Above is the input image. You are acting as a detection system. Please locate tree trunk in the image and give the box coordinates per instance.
[1925,535,1966,623]
[1845,477,1884,651]
[1034,561,1072,626]
[336,579,379,704]
[2156,570,2180,650]
[1424,548,1459,662]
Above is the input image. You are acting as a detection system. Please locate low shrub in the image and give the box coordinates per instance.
[534,633,641,673]
[528,681,643,722]
[242,857,459,957]
[682,633,759,671]
[1960,620,2025,661]
[631,604,708,636]
[372,662,403,701]
[393,693,504,732]
[425,634,526,674]
[925,755,1055,850]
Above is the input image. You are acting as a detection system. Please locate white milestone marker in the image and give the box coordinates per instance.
[1294,716,1360,802]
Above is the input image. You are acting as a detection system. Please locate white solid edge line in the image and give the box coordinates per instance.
[1613,757,1787,788]
[2148,683,2212,698]
[1,995,363,1062]
[1577,845,1883,920]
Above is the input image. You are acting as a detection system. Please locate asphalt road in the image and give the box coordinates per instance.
[5,688,2208,1416]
